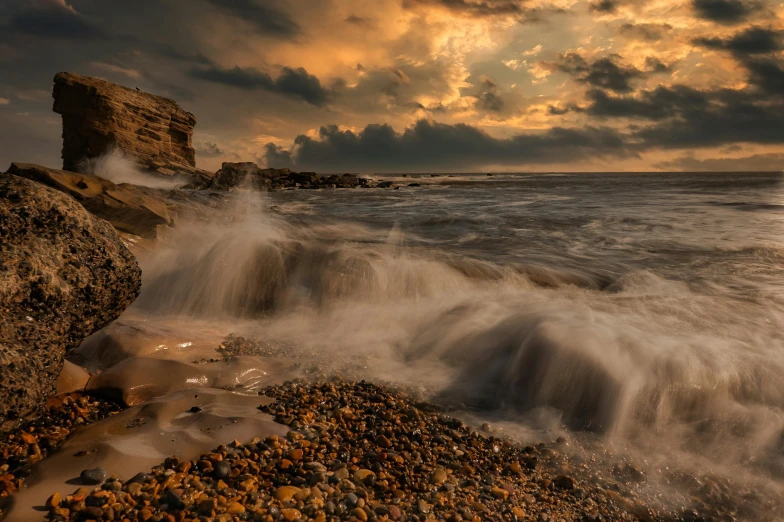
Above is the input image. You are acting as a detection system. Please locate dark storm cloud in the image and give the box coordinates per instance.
[691,0,764,24]
[552,53,668,93]
[743,58,784,95]
[585,85,784,147]
[589,0,620,14]
[692,26,784,96]
[618,23,674,41]
[462,76,505,113]
[204,0,300,36]
[5,1,102,39]
[654,153,784,171]
[403,0,526,16]
[262,119,633,171]
[188,65,330,106]
[401,0,565,22]
[694,26,783,55]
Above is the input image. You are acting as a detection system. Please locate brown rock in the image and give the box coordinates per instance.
[0,175,141,432]
[7,162,174,239]
[52,72,211,182]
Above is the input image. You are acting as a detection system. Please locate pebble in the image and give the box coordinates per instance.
[79,467,107,485]
[213,459,231,479]
[46,492,61,508]
[430,468,448,485]
[227,501,245,515]
[275,485,301,502]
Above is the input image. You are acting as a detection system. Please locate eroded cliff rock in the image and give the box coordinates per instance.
[7,163,175,239]
[52,72,211,182]
[0,175,141,432]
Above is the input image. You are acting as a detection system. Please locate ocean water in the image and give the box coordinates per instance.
[28,172,784,520]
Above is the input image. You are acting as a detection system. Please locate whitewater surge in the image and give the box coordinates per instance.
[124,174,784,479]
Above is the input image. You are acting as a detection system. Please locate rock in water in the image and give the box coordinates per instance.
[7,162,174,239]
[0,175,141,432]
[52,72,210,182]
[208,162,364,191]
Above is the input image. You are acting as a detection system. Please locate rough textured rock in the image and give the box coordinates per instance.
[52,72,211,182]
[7,163,175,239]
[0,175,141,432]
[208,162,365,191]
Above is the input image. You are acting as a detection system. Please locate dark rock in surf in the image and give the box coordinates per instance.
[7,162,175,239]
[377,181,394,188]
[0,175,141,433]
[207,161,364,191]
[209,162,279,191]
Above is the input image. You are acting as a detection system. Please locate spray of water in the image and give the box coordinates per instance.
[78,148,187,189]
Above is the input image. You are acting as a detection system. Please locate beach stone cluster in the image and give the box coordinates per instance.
[0,394,122,518]
[46,381,644,521]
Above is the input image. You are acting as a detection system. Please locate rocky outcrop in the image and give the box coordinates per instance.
[7,163,175,239]
[0,175,141,432]
[52,72,211,183]
[208,162,367,191]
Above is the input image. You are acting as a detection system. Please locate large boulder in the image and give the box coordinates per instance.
[52,72,212,183]
[7,163,174,239]
[0,175,141,432]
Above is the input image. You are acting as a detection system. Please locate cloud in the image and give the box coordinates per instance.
[694,26,783,55]
[6,0,102,39]
[262,119,633,172]
[0,98,9,105]
[585,85,784,147]
[464,76,505,112]
[589,0,620,14]
[692,26,784,96]
[654,153,784,171]
[196,142,228,158]
[188,65,330,106]
[204,0,299,36]
[403,0,527,17]
[401,0,564,22]
[691,0,764,24]
[742,58,784,95]
[345,14,372,26]
[550,53,669,93]
[90,62,142,79]
[618,23,674,41]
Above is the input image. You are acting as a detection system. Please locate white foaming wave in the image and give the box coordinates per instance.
[78,148,187,189]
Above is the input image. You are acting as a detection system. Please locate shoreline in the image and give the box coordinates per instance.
[39,381,646,522]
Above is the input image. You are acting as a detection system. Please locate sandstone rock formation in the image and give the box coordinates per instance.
[7,163,175,239]
[0,175,141,432]
[208,162,366,191]
[52,72,211,182]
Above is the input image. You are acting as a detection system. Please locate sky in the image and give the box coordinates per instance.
[0,0,783,173]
